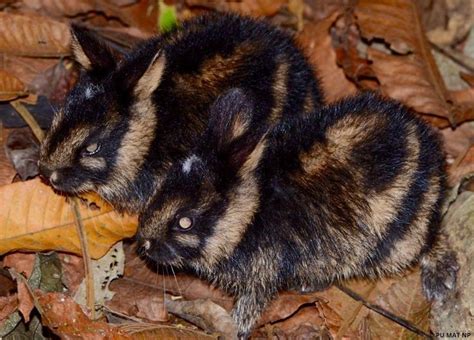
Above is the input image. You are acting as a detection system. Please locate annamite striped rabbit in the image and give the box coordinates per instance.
[138,89,458,338]
[38,13,322,214]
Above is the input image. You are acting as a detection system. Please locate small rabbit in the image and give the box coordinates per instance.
[38,13,322,214]
[138,89,458,337]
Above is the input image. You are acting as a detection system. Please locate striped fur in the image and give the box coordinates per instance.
[39,13,322,213]
[138,90,458,337]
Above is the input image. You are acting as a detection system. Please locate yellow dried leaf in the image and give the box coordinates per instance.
[0,69,27,101]
[0,179,137,259]
[0,13,70,57]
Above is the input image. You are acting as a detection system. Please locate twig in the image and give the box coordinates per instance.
[336,284,433,339]
[101,305,144,323]
[335,281,377,339]
[431,43,474,74]
[10,270,45,316]
[451,143,474,171]
[71,198,96,319]
[10,100,45,142]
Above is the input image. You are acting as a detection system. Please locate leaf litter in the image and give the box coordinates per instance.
[0,0,473,338]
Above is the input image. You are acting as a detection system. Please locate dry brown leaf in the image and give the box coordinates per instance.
[109,0,138,6]
[442,122,474,159]
[442,122,474,184]
[0,56,59,93]
[325,271,430,338]
[232,0,287,17]
[362,271,430,338]
[107,278,168,322]
[3,253,36,323]
[0,13,70,57]
[16,280,34,323]
[108,278,229,337]
[123,245,233,309]
[0,70,27,101]
[0,128,17,186]
[166,298,237,338]
[3,253,36,278]
[254,305,329,338]
[20,0,100,17]
[0,268,16,297]
[449,145,474,185]
[424,0,472,46]
[302,0,345,21]
[460,72,474,87]
[0,295,18,323]
[36,290,132,339]
[185,0,287,17]
[0,178,137,259]
[29,60,78,105]
[4,128,39,180]
[450,88,474,126]
[259,291,323,326]
[121,324,217,340]
[18,0,150,31]
[116,0,158,33]
[298,10,357,103]
[354,0,454,125]
[58,253,85,294]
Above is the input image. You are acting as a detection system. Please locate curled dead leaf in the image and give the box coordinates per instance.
[36,291,131,339]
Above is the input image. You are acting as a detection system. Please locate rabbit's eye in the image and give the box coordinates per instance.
[83,143,100,156]
[178,216,193,230]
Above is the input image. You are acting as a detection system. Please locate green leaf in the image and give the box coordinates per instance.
[158,0,177,33]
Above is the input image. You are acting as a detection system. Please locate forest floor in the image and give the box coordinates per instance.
[0,0,473,339]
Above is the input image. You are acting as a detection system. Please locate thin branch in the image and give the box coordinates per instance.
[10,270,45,316]
[71,198,96,319]
[431,43,474,74]
[10,100,45,142]
[336,284,433,339]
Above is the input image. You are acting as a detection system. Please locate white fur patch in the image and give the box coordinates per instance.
[182,155,200,174]
[84,85,102,99]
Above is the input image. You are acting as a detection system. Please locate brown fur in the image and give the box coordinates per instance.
[79,157,107,171]
[173,43,257,100]
[45,127,90,167]
[138,91,458,337]
[134,51,166,101]
[268,61,289,124]
[201,175,260,269]
[71,35,92,70]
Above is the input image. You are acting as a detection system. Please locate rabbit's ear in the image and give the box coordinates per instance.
[206,88,266,173]
[70,24,117,73]
[123,49,166,100]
